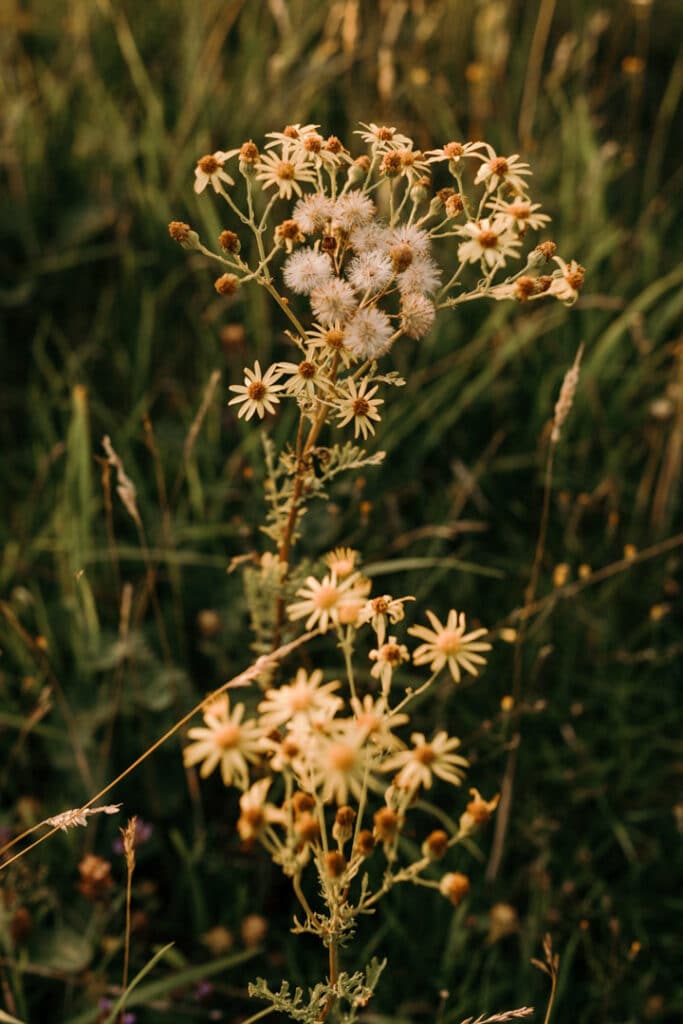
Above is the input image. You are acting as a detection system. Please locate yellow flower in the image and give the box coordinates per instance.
[408,609,491,684]
[227,361,284,421]
[183,699,262,787]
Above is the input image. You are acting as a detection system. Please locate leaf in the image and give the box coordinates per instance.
[103,943,175,1024]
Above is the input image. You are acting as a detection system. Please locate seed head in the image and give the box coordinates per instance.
[219,229,241,253]
[323,851,347,879]
[214,273,240,296]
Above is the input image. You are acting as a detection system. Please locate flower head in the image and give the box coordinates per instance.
[227,361,284,420]
[258,668,342,729]
[344,307,394,361]
[336,378,384,440]
[287,571,370,633]
[310,278,357,325]
[383,731,468,792]
[457,218,521,270]
[283,248,333,294]
[474,147,532,194]
[194,152,235,194]
[408,609,491,683]
[255,150,317,199]
[183,699,262,787]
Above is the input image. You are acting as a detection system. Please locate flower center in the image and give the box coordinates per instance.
[325,329,345,349]
[371,596,389,614]
[304,134,323,152]
[435,629,462,655]
[215,723,241,749]
[478,229,499,249]
[353,397,370,416]
[328,743,357,772]
[314,582,340,610]
[490,157,509,176]
[276,160,295,180]
[509,202,530,218]
[381,151,403,175]
[444,142,464,158]
[380,643,403,665]
[283,125,299,138]
[288,685,313,711]
[414,743,436,765]
[247,381,267,401]
[298,361,316,379]
[199,155,220,174]
[377,126,394,141]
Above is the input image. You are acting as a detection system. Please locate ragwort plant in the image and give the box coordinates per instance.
[167,123,584,1023]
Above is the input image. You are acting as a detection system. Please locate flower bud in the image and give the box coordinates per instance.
[422,829,449,860]
[347,155,370,186]
[439,871,470,906]
[168,221,200,250]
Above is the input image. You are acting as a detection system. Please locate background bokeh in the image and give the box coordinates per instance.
[1,1,682,1022]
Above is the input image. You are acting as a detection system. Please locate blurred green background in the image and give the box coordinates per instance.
[1,1,682,1021]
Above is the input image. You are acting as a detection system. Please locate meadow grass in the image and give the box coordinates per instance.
[1,1,682,1021]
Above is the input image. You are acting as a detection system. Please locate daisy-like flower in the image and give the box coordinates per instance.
[425,140,487,166]
[474,146,532,194]
[304,730,372,805]
[332,193,376,233]
[395,147,430,183]
[237,778,285,842]
[344,307,394,360]
[255,150,317,200]
[310,278,357,325]
[265,123,322,152]
[283,247,333,294]
[355,122,413,149]
[350,694,408,751]
[336,378,384,440]
[276,349,326,400]
[258,668,342,730]
[457,218,521,270]
[487,197,551,233]
[347,251,394,293]
[548,256,586,305]
[397,255,442,296]
[408,609,491,684]
[458,787,500,834]
[287,571,370,633]
[227,361,284,420]
[194,151,235,194]
[306,321,354,367]
[293,193,336,233]
[400,293,436,339]
[183,699,262,787]
[368,636,410,694]
[324,547,358,578]
[383,731,469,792]
[358,593,414,645]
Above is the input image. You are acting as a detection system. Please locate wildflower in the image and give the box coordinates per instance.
[383,731,468,791]
[373,806,401,844]
[306,322,354,366]
[487,197,551,233]
[423,829,449,860]
[322,850,347,878]
[368,636,410,693]
[400,293,436,339]
[283,248,333,294]
[258,668,342,729]
[355,122,412,149]
[275,219,305,252]
[408,609,491,684]
[332,193,376,232]
[237,778,285,842]
[293,193,336,233]
[183,698,262,787]
[349,694,407,750]
[344,307,394,361]
[358,593,413,644]
[306,732,370,805]
[219,229,241,253]
[439,871,470,906]
[459,788,500,833]
[349,222,392,255]
[397,255,442,296]
[396,147,430,182]
[425,140,486,165]
[277,350,326,399]
[325,547,358,578]
[265,123,322,152]
[347,251,394,293]
[336,378,384,440]
[310,278,357,325]
[168,221,198,249]
[390,224,431,258]
[474,147,532,193]
[227,361,284,420]
[332,805,356,845]
[549,256,586,305]
[194,151,235,194]
[255,150,317,199]
[287,571,370,632]
[355,829,376,856]
[457,218,521,270]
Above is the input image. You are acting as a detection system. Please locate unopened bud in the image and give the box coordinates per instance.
[423,829,449,860]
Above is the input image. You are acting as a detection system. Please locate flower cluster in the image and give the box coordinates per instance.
[184,547,496,924]
[173,122,584,445]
